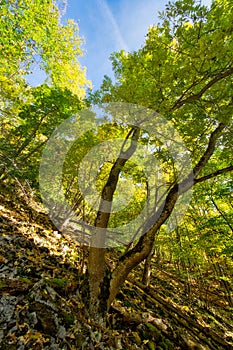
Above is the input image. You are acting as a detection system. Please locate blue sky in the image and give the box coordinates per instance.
[63,0,168,89]
[27,0,212,90]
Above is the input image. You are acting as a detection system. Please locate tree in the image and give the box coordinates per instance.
[0,0,90,184]
[82,0,232,321]
[2,0,232,326]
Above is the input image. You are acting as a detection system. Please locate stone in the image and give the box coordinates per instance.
[0,296,17,323]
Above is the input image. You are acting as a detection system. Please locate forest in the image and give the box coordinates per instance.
[0,0,232,349]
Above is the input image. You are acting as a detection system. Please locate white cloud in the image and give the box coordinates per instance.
[116,0,166,51]
[97,0,129,51]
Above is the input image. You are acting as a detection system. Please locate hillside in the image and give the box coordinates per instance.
[0,182,232,350]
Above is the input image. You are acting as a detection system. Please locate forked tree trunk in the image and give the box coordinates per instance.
[88,127,140,321]
[87,123,228,322]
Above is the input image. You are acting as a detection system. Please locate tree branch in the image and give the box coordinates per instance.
[107,183,179,309]
[194,165,233,184]
[172,67,233,110]
[193,123,226,178]
[108,122,228,309]
[94,126,140,230]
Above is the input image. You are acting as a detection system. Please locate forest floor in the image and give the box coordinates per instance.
[0,182,233,350]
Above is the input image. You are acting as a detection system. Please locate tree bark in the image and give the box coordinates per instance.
[88,127,140,321]
[107,183,180,309]
[107,123,228,310]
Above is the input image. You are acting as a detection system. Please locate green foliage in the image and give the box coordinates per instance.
[92,0,233,281]
[0,0,90,100]
[62,122,149,228]
[104,0,233,161]
[156,173,233,278]
[1,84,82,186]
[0,0,89,186]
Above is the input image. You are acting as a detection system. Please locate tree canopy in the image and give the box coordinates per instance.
[86,0,232,319]
[0,0,90,184]
[0,0,233,347]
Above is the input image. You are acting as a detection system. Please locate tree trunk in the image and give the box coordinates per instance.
[88,123,227,319]
[88,127,140,321]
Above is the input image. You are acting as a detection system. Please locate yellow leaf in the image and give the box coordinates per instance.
[184,21,193,30]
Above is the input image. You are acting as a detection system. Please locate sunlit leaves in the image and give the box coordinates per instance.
[0,0,90,186]
[62,123,148,228]
[93,0,233,269]
[0,0,90,121]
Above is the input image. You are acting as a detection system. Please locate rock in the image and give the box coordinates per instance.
[0,295,18,323]
[57,325,66,339]
[27,311,38,326]
[29,301,58,335]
